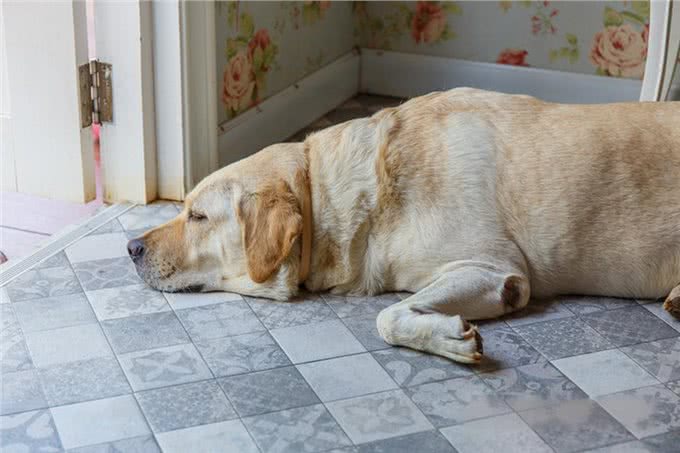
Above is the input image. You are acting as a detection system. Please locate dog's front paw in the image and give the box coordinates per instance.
[426,315,483,364]
[663,285,680,319]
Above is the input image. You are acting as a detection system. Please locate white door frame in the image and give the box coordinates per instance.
[640,0,680,101]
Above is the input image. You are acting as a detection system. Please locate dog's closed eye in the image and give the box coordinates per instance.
[188,211,207,222]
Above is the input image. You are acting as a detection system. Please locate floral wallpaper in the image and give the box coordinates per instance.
[215,1,354,124]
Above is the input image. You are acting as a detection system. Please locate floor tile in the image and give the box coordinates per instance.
[176,300,264,341]
[119,343,212,391]
[87,218,124,235]
[0,369,47,415]
[322,293,400,318]
[502,297,574,327]
[13,293,96,333]
[476,325,545,371]
[0,305,33,373]
[219,366,319,417]
[155,419,259,453]
[0,409,63,452]
[405,375,510,427]
[51,394,149,450]
[352,430,456,453]
[38,357,131,406]
[513,317,613,360]
[245,293,337,329]
[5,265,81,302]
[561,296,636,315]
[326,389,433,444]
[65,233,129,263]
[101,311,189,354]
[117,203,180,231]
[372,347,473,387]
[86,284,170,321]
[638,430,680,452]
[341,314,390,351]
[67,434,160,453]
[0,288,8,305]
[164,291,243,310]
[621,337,680,382]
[34,251,70,270]
[441,412,552,453]
[519,399,634,452]
[642,302,680,332]
[136,380,237,433]
[596,384,680,438]
[25,323,112,368]
[667,379,680,395]
[73,256,142,291]
[196,331,290,377]
[553,349,660,397]
[297,353,397,401]
[243,404,352,453]
[584,440,661,453]
[270,319,365,363]
[582,306,678,347]
[480,361,587,411]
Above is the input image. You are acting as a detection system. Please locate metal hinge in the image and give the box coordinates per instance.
[78,60,113,128]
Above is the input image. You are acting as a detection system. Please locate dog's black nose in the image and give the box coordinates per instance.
[127,238,145,260]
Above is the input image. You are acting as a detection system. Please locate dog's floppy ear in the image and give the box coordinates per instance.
[237,179,302,283]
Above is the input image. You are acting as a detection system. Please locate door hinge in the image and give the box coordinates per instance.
[78,60,113,128]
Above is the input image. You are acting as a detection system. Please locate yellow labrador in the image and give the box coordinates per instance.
[129,88,680,364]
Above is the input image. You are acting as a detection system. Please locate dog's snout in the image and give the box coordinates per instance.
[127,238,146,261]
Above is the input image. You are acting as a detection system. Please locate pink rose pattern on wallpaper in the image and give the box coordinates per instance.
[497,48,530,67]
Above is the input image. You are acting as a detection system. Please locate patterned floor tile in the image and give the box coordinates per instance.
[175,300,264,341]
[195,331,290,377]
[476,325,545,372]
[73,256,142,291]
[642,302,680,332]
[441,413,552,453]
[38,357,131,406]
[51,395,150,450]
[219,366,319,417]
[25,323,112,368]
[270,319,365,363]
[519,399,634,452]
[596,384,680,438]
[136,380,237,433]
[0,369,47,415]
[245,294,337,329]
[584,440,662,453]
[342,314,390,351]
[621,337,680,382]
[667,379,680,395]
[67,435,160,453]
[34,251,70,270]
[117,202,180,231]
[155,419,259,453]
[0,409,63,453]
[326,389,433,444]
[582,306,678,347]
[119,343,212,391]
[87,218,124,235]
[513,317,613,360]
[372,347,473,387]
[5,265,81,302]
[0,305,33,373]
[297,353,397,401]
[164,291,243,310]
[502,297,574,327]
[561,296,636,315]
[554,349,659,397]
[101,311,189,354]
[86,284,170,320]
[13,293,96,333]
[243,404,352,453]
[0,287,8,305]
[321,293,400,318]
[405,375,511,427]
[480,361,588,411]
[351,430,456,453]
[639,430,680,452]
[65,232,129,263]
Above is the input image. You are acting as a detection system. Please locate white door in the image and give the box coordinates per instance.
[2,1,96,203]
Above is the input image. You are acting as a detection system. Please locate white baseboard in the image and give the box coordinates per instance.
[360,48,680,104]
[217,50,360,167]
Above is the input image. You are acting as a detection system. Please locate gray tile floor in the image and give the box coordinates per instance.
[2,96,680,452]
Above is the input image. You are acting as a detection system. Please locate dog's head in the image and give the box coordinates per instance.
[128,143,307,300]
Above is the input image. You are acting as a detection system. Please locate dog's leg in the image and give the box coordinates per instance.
[664,284,680,319]
[376,262,530,364]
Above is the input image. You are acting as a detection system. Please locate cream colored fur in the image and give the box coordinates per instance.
[134,88,680,364]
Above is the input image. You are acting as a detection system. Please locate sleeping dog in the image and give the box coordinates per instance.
[128,88,680,364]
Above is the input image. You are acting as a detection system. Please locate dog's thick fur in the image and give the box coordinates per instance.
[133,88,680,363]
